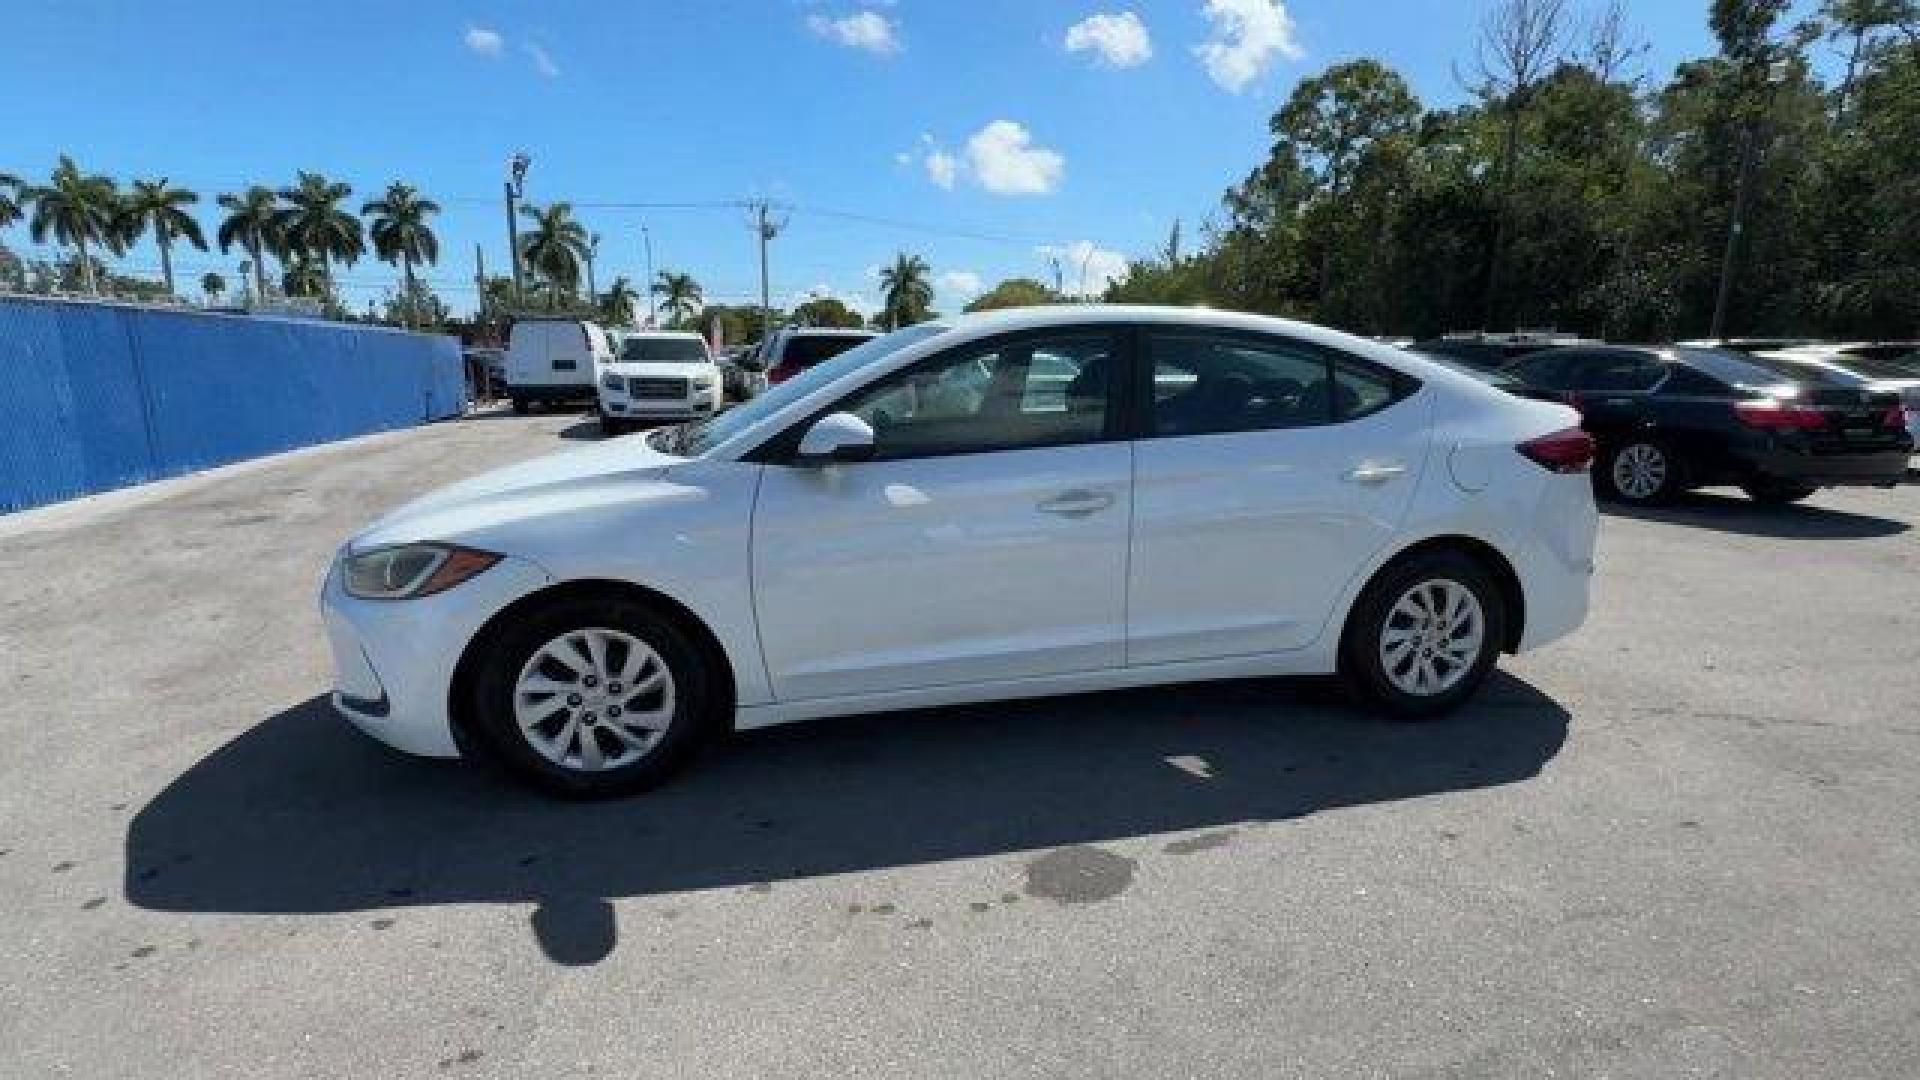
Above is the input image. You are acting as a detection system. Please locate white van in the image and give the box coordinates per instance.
[596,331,722,434]
[506,319,612,413]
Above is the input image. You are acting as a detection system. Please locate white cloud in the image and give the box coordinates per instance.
[965,121,1065,196]
[1196,0,1301,93]
[1039,241,1129,297]
[808,10,902,54]
[893,150,913,167]
[525,42,560,77]
[937,271,983,296]
[925,149,959,189]
[463,24,504,57]
[1065,11,1153,68]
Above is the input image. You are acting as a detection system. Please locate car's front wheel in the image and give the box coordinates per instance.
[469,596,714,797]
[1340,551,1506,719]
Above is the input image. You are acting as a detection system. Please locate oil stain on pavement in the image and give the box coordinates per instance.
[1023,845,1136,905]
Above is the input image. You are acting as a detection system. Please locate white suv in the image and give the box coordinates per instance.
[597,331,722,434]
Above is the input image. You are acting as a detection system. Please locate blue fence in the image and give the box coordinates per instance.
[0,296,466,513]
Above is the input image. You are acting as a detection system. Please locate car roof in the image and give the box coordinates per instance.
[783,327,875,337]
[621,330,705,341]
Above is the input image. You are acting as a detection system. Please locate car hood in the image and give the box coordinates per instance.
[349,433,687,552]
[600,362,717,380]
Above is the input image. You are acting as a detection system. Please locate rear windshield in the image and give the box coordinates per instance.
[620,338,709,365]
[1676,347,1813,388]
[1833,350,1920,380]
[782,334,873,369]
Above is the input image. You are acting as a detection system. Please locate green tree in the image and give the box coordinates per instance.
[653,270,703,328]
[0,172,23,231]
[601,275,639,325]
[517,201,590,308]
[23,156,122,294]
[282,254,327,301]
[964,277,1060,312]
[216,186,283,303]
[275,172,363,298]
[792,294,864,326]
[200,271,226,303]
[383,278,448,329]
[119,178,207,298]
[878,252,934,329]
[362,182,441,328]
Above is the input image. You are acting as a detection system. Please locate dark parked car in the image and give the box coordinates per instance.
[1408,332,1594,372]
[1502,345,1912,504]
[763,327,877,385]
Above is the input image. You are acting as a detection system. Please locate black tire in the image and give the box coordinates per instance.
[1339,550,1507,720]
[468,595,717,798]
[511,396,529,415]
[1742,481,1816,505]
[1598,438,1682,504]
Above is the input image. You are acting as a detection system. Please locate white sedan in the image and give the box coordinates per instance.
[323,306,1597,797]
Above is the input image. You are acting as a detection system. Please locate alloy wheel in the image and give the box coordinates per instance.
[1378,579,1485,698]
[1612,443,1668,501]
[512,627,675,772]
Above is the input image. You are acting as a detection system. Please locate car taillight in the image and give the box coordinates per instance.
[1517,427,1596,473]
[767,362,798,385]
[1884,403,1907,429]
[1733,398,1829,431]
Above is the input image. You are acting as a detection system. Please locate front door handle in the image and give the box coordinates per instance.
[1343,464,1407,485]
[1037,488,1115,518]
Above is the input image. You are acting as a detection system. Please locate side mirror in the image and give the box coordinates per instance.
[796,412,877,464]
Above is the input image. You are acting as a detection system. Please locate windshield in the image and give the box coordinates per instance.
[663,324,948,456]
[1676,347,1814,388]
[619,338,709,365]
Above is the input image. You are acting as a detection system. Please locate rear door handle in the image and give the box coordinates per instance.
[1343,464,1407,485]
[1037,488,1115,518]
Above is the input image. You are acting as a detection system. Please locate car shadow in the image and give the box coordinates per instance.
[555,417,605,441]
[1602,489,1909,539]
[126,673,1567,965]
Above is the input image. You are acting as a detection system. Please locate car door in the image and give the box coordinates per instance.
[1126,329,1429,665]
[751,329,1132,702]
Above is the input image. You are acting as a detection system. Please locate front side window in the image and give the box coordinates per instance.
[837,333,1117,459]
[1148,333,1403,437]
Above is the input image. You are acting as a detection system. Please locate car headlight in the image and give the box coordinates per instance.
[342,543,501,600]
[600,372,625,392]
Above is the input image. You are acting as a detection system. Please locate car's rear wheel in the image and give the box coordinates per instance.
[1340,551,1506,719]
[1742,481,1816,505]
[1601,439,1680,503]
[469,596,713,798]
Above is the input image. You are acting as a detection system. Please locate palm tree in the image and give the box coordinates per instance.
[362,182,441,328]
[200,271,225,304]
[653,270,702,328]
[217,186,283,303]
[601,275,639,326]
[282,253,327,300]
[23,156,121,294]
[119,178,207,298]
[517,202,590,309]
[0,172,23,231]
[879,252,934,330]
[275,171,363,298]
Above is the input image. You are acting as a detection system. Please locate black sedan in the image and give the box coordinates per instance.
[1502,345,1912,504]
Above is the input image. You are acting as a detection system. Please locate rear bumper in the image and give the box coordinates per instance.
[1734,445,1912,487]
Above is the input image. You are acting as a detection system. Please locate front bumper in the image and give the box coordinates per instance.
[598,386,719,420]
[320,552,554,758]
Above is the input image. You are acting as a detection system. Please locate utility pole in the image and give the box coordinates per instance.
[474,243,487,329]
[641,225,656,327]
[505,152,531,307]
[752,201,788,343]
[586,232,600,304]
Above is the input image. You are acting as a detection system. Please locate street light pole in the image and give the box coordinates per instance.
[504,152,531,308]
[1710,59,1788,341]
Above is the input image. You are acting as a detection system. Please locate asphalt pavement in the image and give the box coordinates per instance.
[1,410,1916,1078]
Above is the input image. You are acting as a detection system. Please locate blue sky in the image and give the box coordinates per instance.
[3,0,1824,323]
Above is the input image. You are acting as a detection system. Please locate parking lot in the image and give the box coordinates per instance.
[2,410,1916,1079]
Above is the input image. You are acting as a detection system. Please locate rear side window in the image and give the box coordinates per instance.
[782,334,873,370]
[1658,366,1729,396]
[1507,353,1577,390]
[1676,348,1800,388]
[1571,352,1664,393]
[1147,333,1407,437]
